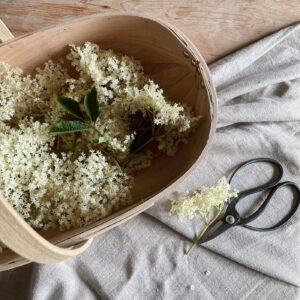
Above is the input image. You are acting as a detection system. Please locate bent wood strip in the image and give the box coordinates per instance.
[0,195,93,263]
[0,200,154,271]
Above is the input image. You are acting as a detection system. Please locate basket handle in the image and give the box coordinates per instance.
[0,19,14,42]
[0,195,94,264]
[0,19,94,264]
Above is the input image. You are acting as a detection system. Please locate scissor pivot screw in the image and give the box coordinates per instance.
[225,215,236,224]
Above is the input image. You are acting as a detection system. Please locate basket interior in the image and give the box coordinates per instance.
[0,14,214,259]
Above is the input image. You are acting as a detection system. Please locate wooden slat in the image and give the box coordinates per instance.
[0,0,299,63]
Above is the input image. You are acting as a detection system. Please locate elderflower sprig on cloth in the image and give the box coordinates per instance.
[170,177,239,254]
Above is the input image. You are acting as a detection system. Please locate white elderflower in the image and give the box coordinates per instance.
[170,177,239,221]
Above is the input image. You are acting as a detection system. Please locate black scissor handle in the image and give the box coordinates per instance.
[239,181,300,231]
[229,157,283,196]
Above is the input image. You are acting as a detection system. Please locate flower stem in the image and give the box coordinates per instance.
[133,136,154,154]
[112,157,123,173]
[185,224,210,255]
[185,205,225,255]
[102,148,123,173]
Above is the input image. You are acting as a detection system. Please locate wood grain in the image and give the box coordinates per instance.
[0,0,299,63]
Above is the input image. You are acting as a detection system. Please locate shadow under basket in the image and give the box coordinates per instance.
[0,13,217,271]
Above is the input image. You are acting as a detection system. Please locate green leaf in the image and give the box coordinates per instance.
[84,87,100,122]
[57,96,84,120]
[130,129,153,153]
[92,136,109,144]
[50,120,88,135]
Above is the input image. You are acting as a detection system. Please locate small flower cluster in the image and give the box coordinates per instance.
[170,177,239,221]
[0,42,198,231]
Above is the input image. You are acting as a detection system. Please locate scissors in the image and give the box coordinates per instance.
[198,158,300,245]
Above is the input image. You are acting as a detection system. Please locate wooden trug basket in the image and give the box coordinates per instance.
[0,13,217,271]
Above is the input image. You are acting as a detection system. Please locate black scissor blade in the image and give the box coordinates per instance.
[198,219,232,244]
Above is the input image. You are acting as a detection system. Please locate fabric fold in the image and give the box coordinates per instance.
[146,22,300,287]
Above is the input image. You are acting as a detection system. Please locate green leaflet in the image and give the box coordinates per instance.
[84,87,100,122]
[50,120,88,135]
[57,96,84,120]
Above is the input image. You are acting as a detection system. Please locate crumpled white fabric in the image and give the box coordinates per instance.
[1,23,300,300]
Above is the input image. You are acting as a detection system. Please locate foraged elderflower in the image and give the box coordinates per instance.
[170,177,239,221]
[0,41,199,231]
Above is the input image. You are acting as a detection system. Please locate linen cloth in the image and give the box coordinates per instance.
[1,23,300,300]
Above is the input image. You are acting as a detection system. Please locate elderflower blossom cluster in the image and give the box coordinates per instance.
[170,177,239,221]
[67,42,199,158]
[0,120,133,230]
[0,42,198,231]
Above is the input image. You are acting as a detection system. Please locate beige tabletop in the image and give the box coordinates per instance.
[0,0,299,64]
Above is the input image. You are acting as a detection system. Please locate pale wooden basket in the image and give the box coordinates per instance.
[0,13,217,271]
